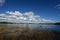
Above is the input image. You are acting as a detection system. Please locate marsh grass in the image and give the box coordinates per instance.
[0,26,56,40]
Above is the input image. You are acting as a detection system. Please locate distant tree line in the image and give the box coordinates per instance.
[0,22,14,24]
[55,22,60,25]
[0,22,60,24]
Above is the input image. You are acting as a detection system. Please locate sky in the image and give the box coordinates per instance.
[0,0,60,23]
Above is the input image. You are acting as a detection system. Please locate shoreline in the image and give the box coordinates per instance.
[0,26,60,40]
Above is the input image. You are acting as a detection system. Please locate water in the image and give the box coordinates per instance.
[0,24,60,32]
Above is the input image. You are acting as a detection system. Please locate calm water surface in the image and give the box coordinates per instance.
[0,24,60,32]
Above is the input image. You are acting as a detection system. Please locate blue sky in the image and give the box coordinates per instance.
[0,0,60,22]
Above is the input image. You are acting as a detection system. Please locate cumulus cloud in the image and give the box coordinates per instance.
[6,11,23,17]
[0,14,5,17]
[0,14,7,20]
[24,12,41,22]
[0,11,52,23]
[0,0,5,6]
[24,12,34,16]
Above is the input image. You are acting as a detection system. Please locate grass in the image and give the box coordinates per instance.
[0,26,58,40]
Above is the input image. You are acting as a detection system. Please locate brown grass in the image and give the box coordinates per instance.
[0,26,55,40]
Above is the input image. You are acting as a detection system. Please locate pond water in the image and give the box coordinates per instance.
[0,24,60,32]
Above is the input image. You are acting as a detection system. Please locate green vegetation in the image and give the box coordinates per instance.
[0,26,56,40]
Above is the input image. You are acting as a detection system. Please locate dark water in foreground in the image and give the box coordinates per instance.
[0,24,60,32]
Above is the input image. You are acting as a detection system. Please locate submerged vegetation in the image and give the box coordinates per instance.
[0,26,59,40]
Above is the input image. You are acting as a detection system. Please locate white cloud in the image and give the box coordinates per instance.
[40,19,53,23]
[0,17,6,20]
[0,14,6,16]
[0,14,7,22]
[24,12,34,16]
[34,15,40,18]
[0,0,5,6]
[6,11,23,17]
[42,19,51,21]
[0,11,52,23]
[6,11,14,15]
[6,11,25,21]
[0,14,7,20]
[24,12,40,21]
[55,4,60,9]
